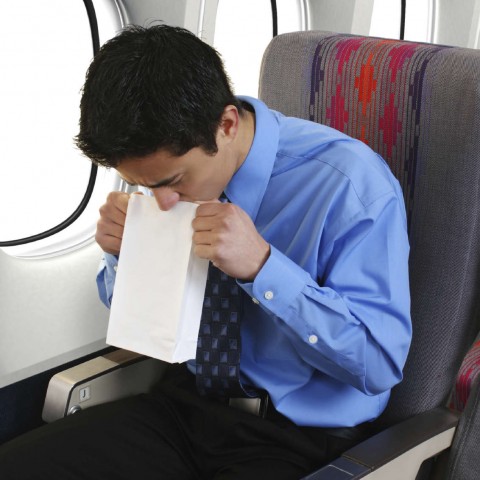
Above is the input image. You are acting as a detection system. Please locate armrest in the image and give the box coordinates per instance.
[42,349,167,423]
[302,407,460,479]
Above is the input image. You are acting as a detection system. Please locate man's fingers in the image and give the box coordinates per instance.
[195,200,230,217]
[95,232,122,255]
[99,204,125,227]
[95,191,131,254]
[193,244,215,261]
[99,192,130,227]
[108,191,130,213]
[97,219,124,239]
[192,230,213,245]
[195,198,222,206]
[193,202,237,233]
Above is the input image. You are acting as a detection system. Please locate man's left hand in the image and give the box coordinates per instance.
[192,202,270,281]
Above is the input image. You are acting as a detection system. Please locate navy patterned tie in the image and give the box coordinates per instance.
[195,263,254,397]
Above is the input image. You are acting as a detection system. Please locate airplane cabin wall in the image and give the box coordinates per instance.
[0,244,109,389]
[434,0,480,48]
[117,0,217,44]
[307,0,374,35]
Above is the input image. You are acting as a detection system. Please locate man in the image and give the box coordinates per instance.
[0,25,411,479]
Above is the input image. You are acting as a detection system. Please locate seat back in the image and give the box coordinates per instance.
[259,31,480,429]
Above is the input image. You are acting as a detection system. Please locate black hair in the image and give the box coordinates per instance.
[75,24,242,167]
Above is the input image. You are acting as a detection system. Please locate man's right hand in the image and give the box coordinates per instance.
[95,191,130,255]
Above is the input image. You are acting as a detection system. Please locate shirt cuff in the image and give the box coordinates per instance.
[239,245,310,318]
[96,253,119,308]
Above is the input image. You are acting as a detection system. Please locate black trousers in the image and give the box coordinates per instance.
[0,364,371,479]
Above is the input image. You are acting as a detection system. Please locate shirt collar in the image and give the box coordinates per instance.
[224,96,279,222]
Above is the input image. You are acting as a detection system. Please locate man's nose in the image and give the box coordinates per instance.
[152,187,180,211]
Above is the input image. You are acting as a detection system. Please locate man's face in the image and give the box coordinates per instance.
[116,145,237,211]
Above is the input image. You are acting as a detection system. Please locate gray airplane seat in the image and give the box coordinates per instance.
[258,31,480,478]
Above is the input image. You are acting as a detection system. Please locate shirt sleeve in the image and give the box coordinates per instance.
[239,192,411,396]
[96,253,119,308]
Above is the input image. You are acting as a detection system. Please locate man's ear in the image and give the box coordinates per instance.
[217,105,240,145]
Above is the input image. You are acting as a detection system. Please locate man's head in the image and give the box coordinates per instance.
[75,24,243,167]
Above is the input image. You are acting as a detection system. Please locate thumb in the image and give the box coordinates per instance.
[195,198,221,205]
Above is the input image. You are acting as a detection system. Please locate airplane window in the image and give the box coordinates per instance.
[404,0,431,43]
[276,0,305,35]
[0,0,120,257]
[370,0,402,39]
[213,0,274,97]
[370,0,432,42]
[213,0,303,98]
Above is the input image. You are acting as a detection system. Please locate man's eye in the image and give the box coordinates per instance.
[169,178,181,187]
[148,176,183,191]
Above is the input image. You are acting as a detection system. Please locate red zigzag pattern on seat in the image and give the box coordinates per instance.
[309,35,449,228]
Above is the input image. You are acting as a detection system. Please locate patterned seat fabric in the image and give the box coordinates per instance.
[307,36,450,228]
[260,32,480,425]
[451,340,480,412]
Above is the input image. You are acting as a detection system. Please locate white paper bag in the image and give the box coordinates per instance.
[107,195,209,363]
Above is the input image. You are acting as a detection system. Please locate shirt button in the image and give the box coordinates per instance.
[308,334,318,344]
[113,265,118,272]
[264,291,274,300]
[252,297,260,305]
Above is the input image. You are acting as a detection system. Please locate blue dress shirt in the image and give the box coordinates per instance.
[97,96,411,428]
